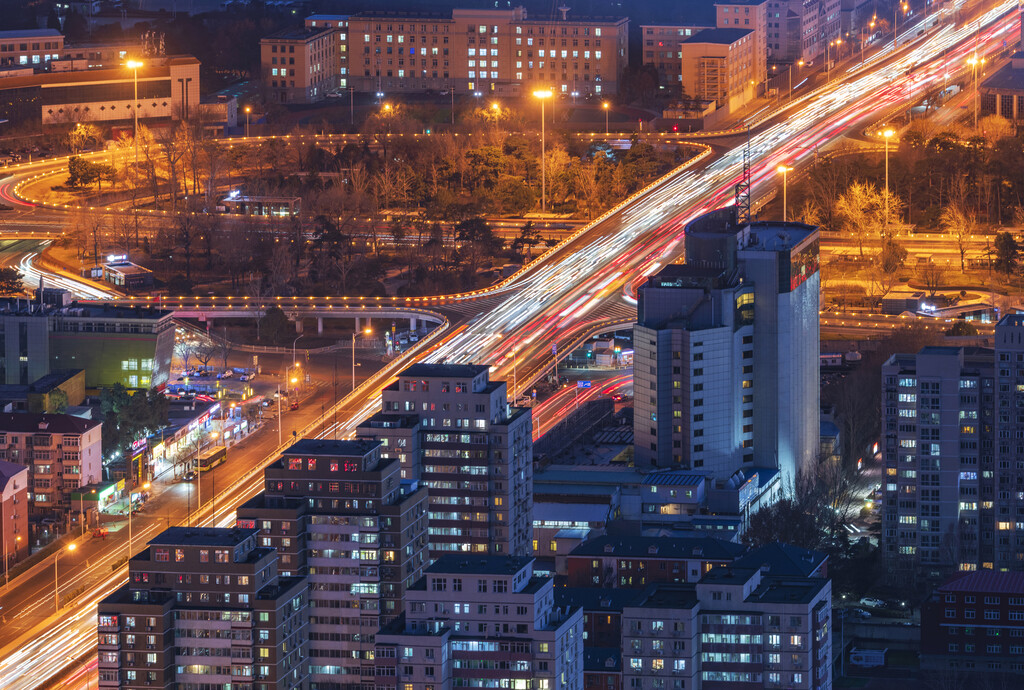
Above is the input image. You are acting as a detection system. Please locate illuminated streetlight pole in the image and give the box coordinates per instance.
[967,55,985,128]
[603,101,610,134]
[244,105,251,138]
[126,60,143,176]
[55,543,76,612]
[881,128,895,235]
[777,165,793,222]
[352,327,371,392]
[533,90,552,212]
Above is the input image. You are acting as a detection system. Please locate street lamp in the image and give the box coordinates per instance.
[777,165,793,222]
[352,327,372,392]
[602,102,610,134]
[533,90,553,212]
[790,60,804,101]
[54,543,76,612]
[244,105,251,138]
[127,480,150,565]
[894,2,908,48]
[880,128,895,235]
[967,55,985,128]
[125,60,143,176]
[826,39,841,82]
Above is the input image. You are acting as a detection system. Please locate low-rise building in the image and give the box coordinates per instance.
[97,526,309,690]
[0,412,102,514]
[921,571,1024,676]
[0,29,64,68]
[0,54,199,127]
[374,555,584,689]
[0,297,175,390]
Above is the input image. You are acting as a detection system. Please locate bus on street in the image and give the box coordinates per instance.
[197,445,227,472]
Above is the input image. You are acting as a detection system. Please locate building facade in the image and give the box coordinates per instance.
[921,571,1024,676]
[362,362,533,559]
[620,566,832,690]
[0,459,29,568]
[96,526,309,690]
[0,54,199,126]
[633,207,820,486]
[260,27,337,105]
[338,6,628,97]
[640,25,713,96]
[881,345,996,578]
[305,15,350,91]
[0,29,64,67]
[0,298,175,390]
[0,412,102,515]
[374,555,584,689]
[679,28,758,112]
[566,535,747,588]
[236,438,429,688]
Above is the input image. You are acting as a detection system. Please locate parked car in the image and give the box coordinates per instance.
[859,597,885,608]
[221,370,233,378]
[92,527,109,539]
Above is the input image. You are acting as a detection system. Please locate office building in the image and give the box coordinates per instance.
[0,54,200,126]
[374,555,584,689]
[0,459,29,569]
[0,29,64,67]
[0,298,174,389]
[679,28,759,113]
[260,26,338,104]
[236,438,429,687]
[0,412,102,515]
[362,362,533,559]
[881,345,996,578]
[339,5,628,97]
[96,526,309,690]
[633,207,820,484]
[921,570,1024,676]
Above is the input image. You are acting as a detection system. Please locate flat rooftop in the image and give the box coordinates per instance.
[0,29,62,39]
[148,526,257,548]
[262,27,333,41]
[399,363,489,379]
[426,555,534,576]
[283,438,381,457]
[684,28,752,44]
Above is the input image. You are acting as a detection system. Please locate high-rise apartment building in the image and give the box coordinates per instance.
[881,314,1024,578]
[679,29,759,112]
[236,438,429,688]
[96,526,309,690]
[374,555,584,689]
[633,207,820,483]
[360,363,533,559]
[881,346,996,577]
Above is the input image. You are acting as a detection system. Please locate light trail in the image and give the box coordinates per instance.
[1,4,1020,685]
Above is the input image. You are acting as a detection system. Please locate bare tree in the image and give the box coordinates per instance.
[920,263,945,297]
[941,178,977,273]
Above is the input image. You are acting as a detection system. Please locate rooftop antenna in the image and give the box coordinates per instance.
[735,125,752,225]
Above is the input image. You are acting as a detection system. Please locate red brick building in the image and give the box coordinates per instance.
[922,571,1024,676]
